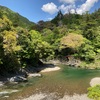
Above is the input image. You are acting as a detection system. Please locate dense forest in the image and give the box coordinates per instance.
[0,5,100,75]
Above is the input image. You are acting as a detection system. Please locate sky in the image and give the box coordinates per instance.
[0,0,100,23]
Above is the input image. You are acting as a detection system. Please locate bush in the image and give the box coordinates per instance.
[87,85,100,100]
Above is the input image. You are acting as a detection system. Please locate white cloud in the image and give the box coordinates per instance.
[76,0,98,14]
[59,0,76,4]
[70,9,76,13]
[59,0,98,14]
[48,17,53,21]
[41,0,98,15]
[58,4,76,14]
[41,2,58,14]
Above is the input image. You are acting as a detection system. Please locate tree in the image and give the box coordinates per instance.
[93,26,100,53]
[18,30,54,67]
[78,39,96,61]
[3,30,21,55]
[60,33,84,51]
[82,18,97,40]
[0,15,12,32]
[0,33,3,65]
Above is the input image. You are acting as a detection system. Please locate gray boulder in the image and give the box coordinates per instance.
[8,75,27,83]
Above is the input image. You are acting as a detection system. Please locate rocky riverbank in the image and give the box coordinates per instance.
[18,93,91,100]
[0,64,60,85]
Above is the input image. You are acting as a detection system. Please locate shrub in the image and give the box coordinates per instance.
[87,85,100,100]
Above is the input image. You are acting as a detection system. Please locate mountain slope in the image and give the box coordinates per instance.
[0,5,35,29]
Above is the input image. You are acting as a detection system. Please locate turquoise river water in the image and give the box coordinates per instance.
[0,65,100,100]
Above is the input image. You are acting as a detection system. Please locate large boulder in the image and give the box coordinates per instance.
[8,75,27,83]
[90,77,100,87]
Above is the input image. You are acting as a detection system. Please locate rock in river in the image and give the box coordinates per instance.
[28,73,42,78]
[90,77,100,87]
[8,75,27,83]
[0,81,4,87]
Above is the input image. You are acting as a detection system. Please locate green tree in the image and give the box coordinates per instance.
[3,30,21,55]
[93,26,100,53]
[82,21,97,40]
[0,15,12,32]
[78,39,96,61]
[18,30,54,67]
[60,33,84,51]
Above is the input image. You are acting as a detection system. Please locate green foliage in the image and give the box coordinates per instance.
[93,26,100,53]
[0,5,100,74]
[91,8,100,26]
[82,21,97,40]
[60,33,84,50]
[78,39,96,61]
[17,30,54,67]
[0,5,35,30]
[42,10,100,65]
[3,30,21,55]
[51,10,63,25]
[41,26,68,57]
[0,6,54,71]
[42,28,58,45]
[0,15,12,32]
[88,85,100,100]
[28,30,54,59]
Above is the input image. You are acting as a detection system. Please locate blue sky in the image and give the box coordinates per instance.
[0,0,100,23]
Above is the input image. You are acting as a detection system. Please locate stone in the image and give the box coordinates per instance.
[0,91,9,96]
[4,96,9,98]
[40,67,60,72]
[0,81,4,87]
[8,75,27,83]
[28,73,42,78]
[90,77,100,87]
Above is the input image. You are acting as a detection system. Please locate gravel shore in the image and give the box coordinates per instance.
[18,93,91,100]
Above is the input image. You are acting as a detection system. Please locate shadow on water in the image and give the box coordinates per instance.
[0,65,100,100]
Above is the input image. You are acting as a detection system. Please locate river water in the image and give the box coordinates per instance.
[0,65,100,100]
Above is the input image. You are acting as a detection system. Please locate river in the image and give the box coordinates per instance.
[0,65,100,100]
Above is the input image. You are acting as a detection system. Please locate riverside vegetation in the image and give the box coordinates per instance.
[0,5,100,99]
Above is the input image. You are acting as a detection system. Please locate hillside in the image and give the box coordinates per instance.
[38,9,100,68]
[0,5,53,74]
[0,5,100,75]
[0,5,35,29]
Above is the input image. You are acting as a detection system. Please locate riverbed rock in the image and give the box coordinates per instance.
[40,67,60,72]
[0,91,9,96]
[90,77,100,87]
[0,90,19,96]
[0,81,4,87]
[28,73,42,78]
[8,75,27,83]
